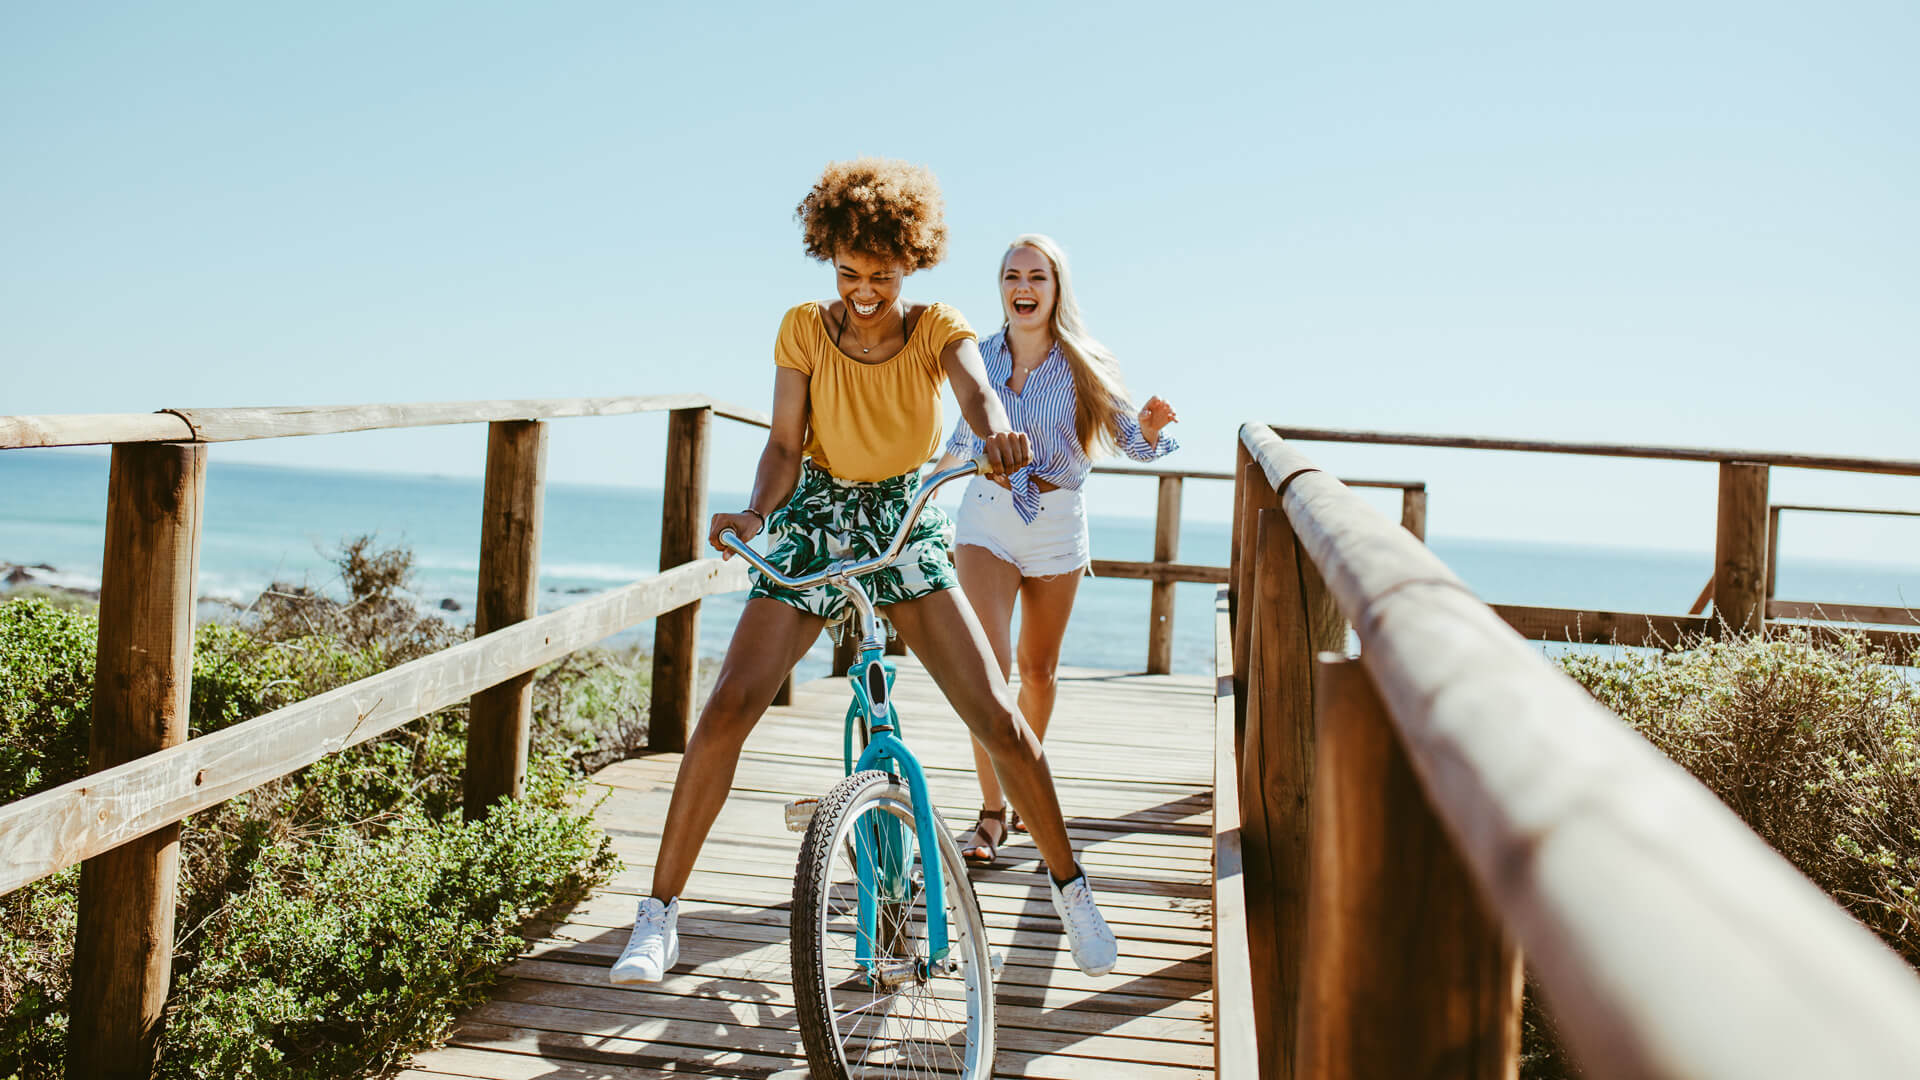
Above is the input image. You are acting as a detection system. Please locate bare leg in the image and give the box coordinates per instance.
[649,598,823,900]
[1012,569,1082,743]
[955,545,1020,815]
[885,587,1078,881]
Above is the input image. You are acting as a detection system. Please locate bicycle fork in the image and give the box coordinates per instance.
[844,643,953,976]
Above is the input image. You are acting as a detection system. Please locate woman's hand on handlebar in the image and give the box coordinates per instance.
[709,510,764,558]
[980,431,1031,475]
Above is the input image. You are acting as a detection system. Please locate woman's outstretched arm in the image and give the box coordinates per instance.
[942,338,1030,472]
[708,367,810,555]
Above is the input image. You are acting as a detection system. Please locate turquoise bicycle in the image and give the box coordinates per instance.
[720,458,996,1080]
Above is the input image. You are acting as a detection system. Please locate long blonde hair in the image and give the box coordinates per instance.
[1003,234,1132,458]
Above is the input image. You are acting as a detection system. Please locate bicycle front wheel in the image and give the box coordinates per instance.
[792,769,996,1079]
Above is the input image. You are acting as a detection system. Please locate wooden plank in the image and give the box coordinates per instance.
[2,397,772,450]
[1093,464,1234,481]
[1766,505,1782,602]
[1239,507,1342,1078]
[464,997,1216,1068]
[1271,424,1920,478]
[1242,422,1920,1078]
[1399,486,1427,541]
[501,954,1214,1023]
[1292,657,1519,1079]
[0,559,747,896]
[466,420,547,815]
[0,411,193,449]
[1491,604,1712,648]
[68,441,205,1080]
[170,394,769,441]
[1771,503,1920,517]
[1768,599,1920,627]
[649,406,710,752]
[1089,559,1228,585]
[1212,588,1259,1078]
[1230,440,1252,629]
[1713,462,1770,636]
[1231,463,1275,734]
[1148,475,1184,674]
[487,974,1210,1044]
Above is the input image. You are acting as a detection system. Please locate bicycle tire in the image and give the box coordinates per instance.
[792,769,996,1079]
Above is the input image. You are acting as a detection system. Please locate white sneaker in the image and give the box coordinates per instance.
[1048,867,1118,976]
[610,896,679,984]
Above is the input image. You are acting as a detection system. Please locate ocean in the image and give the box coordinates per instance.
[4,451,1916,682]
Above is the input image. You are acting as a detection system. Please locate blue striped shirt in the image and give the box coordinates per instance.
[943,329,1178,523]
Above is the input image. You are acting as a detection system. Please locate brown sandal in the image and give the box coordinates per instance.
[1009,808,1027,835]
[961,809,1008,868]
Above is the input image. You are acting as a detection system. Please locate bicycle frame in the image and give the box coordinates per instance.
[720,459,985,974]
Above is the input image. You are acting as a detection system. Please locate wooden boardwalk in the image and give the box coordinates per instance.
[397,656,1218,1079]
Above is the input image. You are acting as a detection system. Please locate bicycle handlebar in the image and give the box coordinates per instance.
[719,457,990,591]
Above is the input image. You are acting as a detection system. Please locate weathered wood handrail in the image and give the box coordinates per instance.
[1232,424,1920,1077]
[0,393,771,449]
[1271,424,1920,477]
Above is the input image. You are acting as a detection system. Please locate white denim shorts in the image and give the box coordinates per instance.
[953,475,1091,579]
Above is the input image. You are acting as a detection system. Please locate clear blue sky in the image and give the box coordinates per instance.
[5,2,1916,563]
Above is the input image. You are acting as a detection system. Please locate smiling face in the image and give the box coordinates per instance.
[1000,245,1057,333]
[834,249,909,324]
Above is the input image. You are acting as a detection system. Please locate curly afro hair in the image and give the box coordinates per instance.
[796,158,949,271]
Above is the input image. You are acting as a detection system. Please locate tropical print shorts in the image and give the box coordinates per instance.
[747,460,959,632]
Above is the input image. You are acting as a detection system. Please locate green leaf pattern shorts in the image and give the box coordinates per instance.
[746,461,959,630]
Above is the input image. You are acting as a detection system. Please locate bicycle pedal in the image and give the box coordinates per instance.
[784,797,818,833]
[990,952,1006,975]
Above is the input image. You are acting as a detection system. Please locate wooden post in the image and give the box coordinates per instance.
[772,671,795,707]
[885,627,907,657]
[1230,440,1253,626]
[649,406,710,751]
[1231,463,1274,732]
[1765,505,1782,603]
[1293,656,1521,1080]
[1239,508,1346,1079]
[1147,474,1183,674]
[68,442,205,1080]
[465,420,547,817]
[1399,487,1428,542]
[1712,462,1769,636]
[833,632,859,677]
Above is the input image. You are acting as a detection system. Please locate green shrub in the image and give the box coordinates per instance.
[1560,630,1920,964]
[1523,630,1920,1077]
[0,538,636,1080]
[155,799,614,1080]
[0,600,97,804]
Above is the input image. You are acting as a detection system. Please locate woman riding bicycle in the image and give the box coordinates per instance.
[612,159,1118,984]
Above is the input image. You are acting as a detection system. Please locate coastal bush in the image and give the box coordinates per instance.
[0,539,642,1080]
[1520,629,1920,1077]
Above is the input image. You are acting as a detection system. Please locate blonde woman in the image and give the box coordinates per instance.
[935,234,1178,866]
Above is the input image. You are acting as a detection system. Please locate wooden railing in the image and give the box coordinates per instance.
[1086,466,1426,674]
[1222,425,1920,1078]
[0,396,769,1079]
[1272,426,1920,664]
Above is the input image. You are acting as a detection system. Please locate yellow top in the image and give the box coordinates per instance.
[774,301,977,481]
